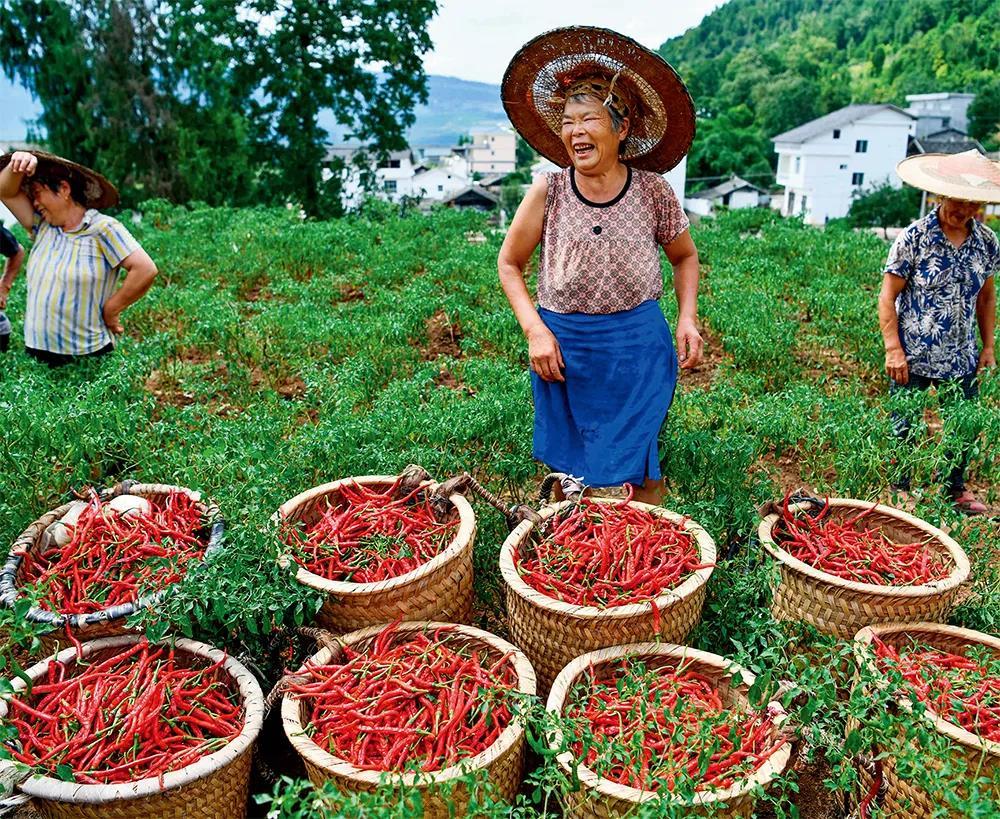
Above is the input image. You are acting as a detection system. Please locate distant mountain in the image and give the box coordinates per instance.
[658,0,1000,183]
[1,74,505,147]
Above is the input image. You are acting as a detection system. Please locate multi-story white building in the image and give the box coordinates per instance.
[462,129,517,175]
[411,165,469,201]
[773,104,915,225]
[322,147,419,207]
[905,93,976,138]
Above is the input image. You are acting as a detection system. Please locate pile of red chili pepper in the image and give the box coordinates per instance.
[21,492,206,615]
[874,637,1000,743]
[284,479,458,583]
[514,490,708,624]
[563,659,787,794]
[287,623,518,772]
[773,495,950,586]
[2,639,244,784]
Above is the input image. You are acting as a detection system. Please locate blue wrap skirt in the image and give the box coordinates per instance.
[531,300,678,486]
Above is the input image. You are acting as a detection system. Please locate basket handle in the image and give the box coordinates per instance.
[0,764,31,816]
[538,472,585,504]
[253,626,342,784]
[431,471,541,531]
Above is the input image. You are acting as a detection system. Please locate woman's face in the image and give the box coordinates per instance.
[561,97,628,173]
[29,180,76,227]
[939,197,982,230]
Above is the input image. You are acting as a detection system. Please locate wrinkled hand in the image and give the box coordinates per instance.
[527,324,565,382]
[676,318,704,370]
[886,347,909,384]
[980,347,996,372]
[8,151,37,176]
[103,304,123,335]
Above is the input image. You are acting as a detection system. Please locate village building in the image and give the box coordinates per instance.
[686,175,769,217]
[773,104,916,225]
[455,129,517,175]
[905,92,976,138]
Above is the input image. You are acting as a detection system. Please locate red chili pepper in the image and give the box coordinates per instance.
[286,622,518,773]
[774,494,949,586]
[2,640,243,783]
[21,492,208,616]
[282,479,458,583]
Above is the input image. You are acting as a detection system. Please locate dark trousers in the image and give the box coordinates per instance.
[25,342,114,367]
[890,371,979,493]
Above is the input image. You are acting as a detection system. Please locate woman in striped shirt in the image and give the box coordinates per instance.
[0,150,158,366]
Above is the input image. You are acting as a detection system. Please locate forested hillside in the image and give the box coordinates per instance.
[659,0,1000,185]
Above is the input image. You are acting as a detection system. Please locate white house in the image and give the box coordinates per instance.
[686,175,769,217]
[905,93,975,138]
[411,166,469,201]
[773,104,915,225]
[322,146,420,206]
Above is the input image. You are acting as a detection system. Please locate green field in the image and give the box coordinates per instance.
[1,203,998,817]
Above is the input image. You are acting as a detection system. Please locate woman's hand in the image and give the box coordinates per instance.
[102,303,124,335]
[528,324,565,382]
[885,346,909,384]
[676,318,704,369]
[8,152,37,176]
[979,346,996,372]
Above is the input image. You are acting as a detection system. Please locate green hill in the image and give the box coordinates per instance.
[659,0,1000,186]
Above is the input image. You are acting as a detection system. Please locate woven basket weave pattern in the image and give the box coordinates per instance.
[282,622,536,818]
[500,499,715,692]
[0,635,263,819]
[278,477,476,634]
[546,643,791,818]
[760,500,969,640]
[854,623,1000,818]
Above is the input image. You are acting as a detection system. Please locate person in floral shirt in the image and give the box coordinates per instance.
[879,150,999,514]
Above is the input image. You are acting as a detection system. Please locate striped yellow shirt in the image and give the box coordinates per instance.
[24,209,139,355]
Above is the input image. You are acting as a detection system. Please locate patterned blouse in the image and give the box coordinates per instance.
[885,208,999,379]
[538,167,689,314]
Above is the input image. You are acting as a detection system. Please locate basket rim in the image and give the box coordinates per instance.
[498,499,716,619]
[758,498,969,597]
[281,620,536,786]
[276,476,476,596]
[854,621,1000,759]
[0,634,264,803]
[545,642,792,806]
[1,483,226,629]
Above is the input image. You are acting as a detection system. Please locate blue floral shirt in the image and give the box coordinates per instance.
[885,209,999,379]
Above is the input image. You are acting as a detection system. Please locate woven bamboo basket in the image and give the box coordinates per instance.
[499,499,716,692]
[0,634,264,818]
[853,622,1000,818]
[0,482,224,656]
[546,642,792,818]
[281,621,536,816]
[758,498,969,640]
[276,476,476,634]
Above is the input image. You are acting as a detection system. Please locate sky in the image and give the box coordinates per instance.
[423,0,730,84]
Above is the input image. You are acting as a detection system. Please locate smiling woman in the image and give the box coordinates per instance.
[0,150,158,366]
[497,26,701,504]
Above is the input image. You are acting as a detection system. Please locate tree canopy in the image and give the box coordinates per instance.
[0,0,438,215]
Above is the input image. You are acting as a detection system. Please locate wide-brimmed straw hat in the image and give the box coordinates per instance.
[896,149,1000,204]
[501,26,695,173]
[0,150,119,209]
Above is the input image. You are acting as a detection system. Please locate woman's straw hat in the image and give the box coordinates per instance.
[896,149,1000,204]
[501,26,695,173]
[0,150,119,209]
